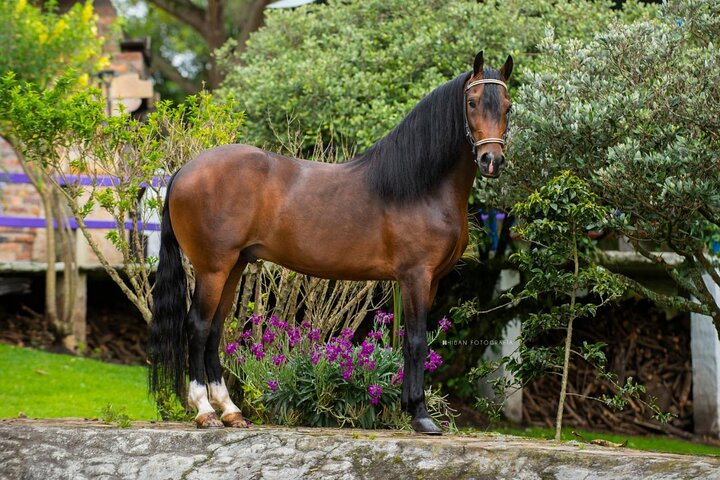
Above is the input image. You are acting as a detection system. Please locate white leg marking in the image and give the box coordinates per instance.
[209,378,241,416]
[188,380,215,417]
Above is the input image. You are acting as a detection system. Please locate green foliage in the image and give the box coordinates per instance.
[153,388,194,422]
[219,0,656,152]
[100,403,133,428]
[474,173,674,436]
[0,0,107,87]
[487,0,720,321]
[0,72,105,164]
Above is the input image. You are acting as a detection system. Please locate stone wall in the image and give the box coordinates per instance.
[1,420,719,480]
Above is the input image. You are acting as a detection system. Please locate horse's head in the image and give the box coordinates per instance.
[463,51,513,178]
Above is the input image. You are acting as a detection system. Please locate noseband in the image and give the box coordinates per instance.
[463,78,509,160]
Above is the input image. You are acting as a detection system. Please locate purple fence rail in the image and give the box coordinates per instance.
[0,172,164,231]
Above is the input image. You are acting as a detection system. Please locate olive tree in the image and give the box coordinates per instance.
[488,0,720,331]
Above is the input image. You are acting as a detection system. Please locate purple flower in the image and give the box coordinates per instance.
[339,354,353,369]
[288,327,302,348]
[307,328,321,342]
[240,329,252,341]
[441,421,450,429]
[368,384,382,405]
[310,349,322,365]
[326,344,340,362]
[340,328,354,339]
[391,368,404,385]
[262,330,275,345]
[341,367,353,381]
[225,341,238,355]
[364,359,376,371]
[367,331,383,342]
[267,379,278,392]
[300,321,311,330]
[272,354,286,366]
[250,313,263,325]
[250,343,265,360]
[439,316,452,333]
[374,310,394,325]
[360,340,375,357]
[424,350,443,372]
[236,355,246,365]
[398,327,405,338]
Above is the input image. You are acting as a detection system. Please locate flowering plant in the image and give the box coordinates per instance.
[222,311,457,430]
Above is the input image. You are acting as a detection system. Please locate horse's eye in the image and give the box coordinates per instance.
[468,101,477,109]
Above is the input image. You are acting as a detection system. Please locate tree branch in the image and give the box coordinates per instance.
[236,0,272,52]
[147,0,209,39]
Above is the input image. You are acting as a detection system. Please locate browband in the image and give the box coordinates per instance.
[465,78,508,92]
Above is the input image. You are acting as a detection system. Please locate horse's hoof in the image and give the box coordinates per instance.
[221,412,251,428]
[195,412,223,429]
[411,417,443,435]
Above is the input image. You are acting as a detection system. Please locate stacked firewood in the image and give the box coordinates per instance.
[85,308,148,364]
[523,299,694,438]
[0,299,147,365]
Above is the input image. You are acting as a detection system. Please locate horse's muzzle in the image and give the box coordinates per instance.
[478,151,505,178]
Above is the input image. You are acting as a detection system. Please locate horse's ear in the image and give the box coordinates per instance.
[473,51,484,77]
[499,55,513,81]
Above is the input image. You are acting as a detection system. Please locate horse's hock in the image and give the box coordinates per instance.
[1,419,719,480]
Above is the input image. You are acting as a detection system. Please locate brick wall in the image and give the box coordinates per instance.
[0,138,41,262]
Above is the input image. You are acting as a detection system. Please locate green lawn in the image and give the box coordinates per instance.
[0,343,158,420]
[487,425,720,457]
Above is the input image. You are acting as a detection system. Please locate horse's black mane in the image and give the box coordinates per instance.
[352,68,503,202]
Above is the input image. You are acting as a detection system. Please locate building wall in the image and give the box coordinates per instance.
[0,139,40,262]
[0,137,125,265]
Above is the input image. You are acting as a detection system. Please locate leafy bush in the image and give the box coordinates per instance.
[474,172,673,437]
[223,311,457,429]
[490,0,720,328]
[0,0,107,86]
[219,0,656,152]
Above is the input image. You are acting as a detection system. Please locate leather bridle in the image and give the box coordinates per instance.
[463,78,509,161]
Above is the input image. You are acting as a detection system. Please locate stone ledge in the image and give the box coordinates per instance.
[1,419,719,479]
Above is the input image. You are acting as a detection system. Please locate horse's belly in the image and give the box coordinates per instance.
[247,238,392,281]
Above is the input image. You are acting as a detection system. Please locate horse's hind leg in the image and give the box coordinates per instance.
[206,260,249,427]
[187,270,228,428]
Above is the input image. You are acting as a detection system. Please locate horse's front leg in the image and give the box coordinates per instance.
[399,270,442,435]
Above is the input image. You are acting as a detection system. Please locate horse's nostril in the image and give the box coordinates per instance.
[480,152,493,165]
[499,155,506,166]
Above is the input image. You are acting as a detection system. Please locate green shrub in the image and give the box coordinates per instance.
[490,0,720,326]
[219,0,656,153]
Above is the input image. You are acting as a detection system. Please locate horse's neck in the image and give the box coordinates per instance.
[440,151,477,211]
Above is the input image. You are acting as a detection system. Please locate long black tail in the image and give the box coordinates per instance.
[149,173,188,399]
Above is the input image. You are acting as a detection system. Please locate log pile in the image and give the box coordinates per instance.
[0,296,147,365]
[85,307,147,364]
[523,299,694,438]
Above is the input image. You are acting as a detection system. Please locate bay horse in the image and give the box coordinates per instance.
[149,51,513,434]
